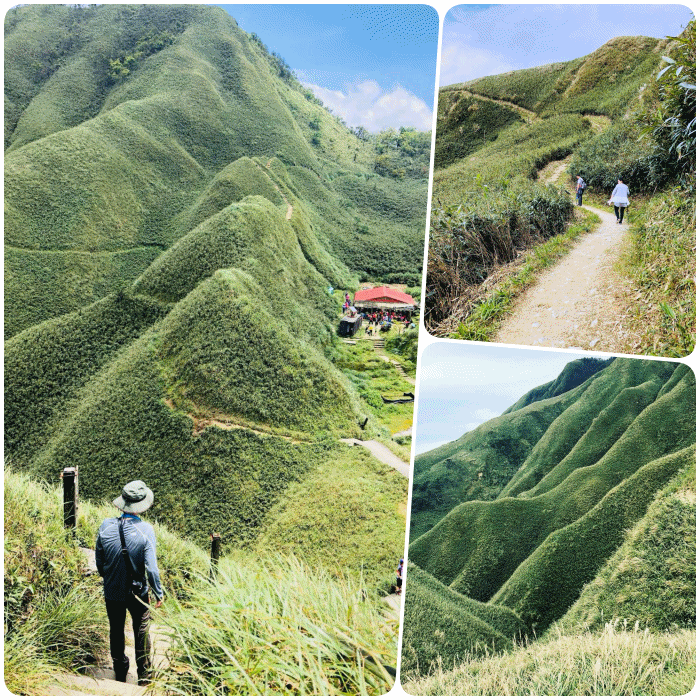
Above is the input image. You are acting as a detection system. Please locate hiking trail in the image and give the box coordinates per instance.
[370,336,416,386]
[493,204,637,352]
[258,159,294,220]
[340,438,410,477]
[44,550,169,696]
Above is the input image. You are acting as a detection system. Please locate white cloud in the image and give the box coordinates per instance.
[440,42,516,86]
[303,79,433,132]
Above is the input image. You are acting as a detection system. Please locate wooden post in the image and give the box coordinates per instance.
[62,466,78,531]
[210,533,221,582]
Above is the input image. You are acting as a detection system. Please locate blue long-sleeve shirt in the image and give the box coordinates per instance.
[95,514,164,601]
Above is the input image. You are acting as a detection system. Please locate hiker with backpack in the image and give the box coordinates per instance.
[607,177,630,223]
[575,174,587,206]
[95,480,164,685]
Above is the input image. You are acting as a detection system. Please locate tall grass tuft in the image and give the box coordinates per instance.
[404,627,696,696]
[427,183,573,329]
[152,555,397,695]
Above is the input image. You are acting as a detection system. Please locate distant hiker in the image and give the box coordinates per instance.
[575,174,587,206]
[96,480,164,685]
[607,178,630,223]
[396,557,404,595]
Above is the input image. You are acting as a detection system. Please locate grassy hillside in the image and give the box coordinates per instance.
[4,469,398,695]
[4,4,428,338]
[461,36,664,117]
[426,31,694,344]
[410,360,693,598]
[401,563,528,677]
[4,4,415,598]
[404,357,695,687]
[405,628,695,695]
[411,357,643,539]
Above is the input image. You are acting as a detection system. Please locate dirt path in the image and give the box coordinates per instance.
[457,90,539,123]
[258,159,293,220]
[493,205,636,352]
[340,438,410,477]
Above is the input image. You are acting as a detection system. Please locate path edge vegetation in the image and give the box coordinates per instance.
[452,208,600,340]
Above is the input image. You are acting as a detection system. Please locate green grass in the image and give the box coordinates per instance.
[404,628,695,695]
[4,4,428,337]
[332,338,416,435]
[427,112,590,329]
[620,190,695,357]
[4,467,401,695]
[434,92,524,169]
[448,208,599,339]
[410,358,610,540]
[253,445,407,588]
[556,460,696,634]
[491,445,696,629]
[410,362,694,606]
[461,35,664,118]
[401,563,528,677]
[152,556,397,695]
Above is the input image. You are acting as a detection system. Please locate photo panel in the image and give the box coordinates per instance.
[4,4,438,695]
[402,342,695,695]
[425,4,695,359]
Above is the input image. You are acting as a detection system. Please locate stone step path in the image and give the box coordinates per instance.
[45,549,170,696]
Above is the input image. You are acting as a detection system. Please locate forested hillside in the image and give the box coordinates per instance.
[403,358,695,694]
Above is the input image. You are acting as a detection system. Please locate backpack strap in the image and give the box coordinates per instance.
[118,517,144,590]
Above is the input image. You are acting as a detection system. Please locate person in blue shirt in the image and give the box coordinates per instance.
[575,175,586,206]
[96,480,164,685]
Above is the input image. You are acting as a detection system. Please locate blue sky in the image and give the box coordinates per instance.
[217,4,438,131]
[441,4,695,86]
[415,343,598,455]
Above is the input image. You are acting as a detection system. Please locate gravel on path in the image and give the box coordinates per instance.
[493,204,636,352]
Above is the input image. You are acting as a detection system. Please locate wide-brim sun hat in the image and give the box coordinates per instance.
[113,480,154,514]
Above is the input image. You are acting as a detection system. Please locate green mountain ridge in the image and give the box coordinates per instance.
[404,357,695,677]
[4,4,419,560]
[5,4,427,337]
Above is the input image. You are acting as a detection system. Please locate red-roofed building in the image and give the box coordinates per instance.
[353,286,416,311]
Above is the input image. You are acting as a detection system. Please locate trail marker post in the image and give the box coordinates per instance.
[62,466,78,532]
[210,533,221,581]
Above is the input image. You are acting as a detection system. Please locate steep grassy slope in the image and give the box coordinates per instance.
[4,4,427,338]
[460,36,665,118]
[4,3,418,565]
[556,459,695,634]
[401,563,528,676]
[405,357,695,682]
[503,357,613,413]
[434,91,524,169]
[411,357,634,538]
[410,361,694,601]
[4,469,399,695]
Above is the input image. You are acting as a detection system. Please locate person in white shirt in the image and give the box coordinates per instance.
[607,178,631,223]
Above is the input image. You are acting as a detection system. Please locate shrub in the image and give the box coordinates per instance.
[567,121,665,193]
